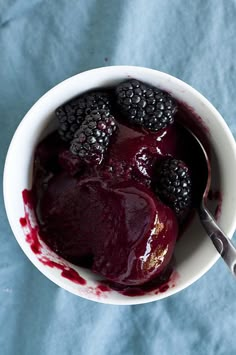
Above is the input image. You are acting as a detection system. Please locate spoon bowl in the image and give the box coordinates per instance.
[185,127,236,277]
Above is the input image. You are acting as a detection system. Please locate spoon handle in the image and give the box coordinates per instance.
[199,205,236,277]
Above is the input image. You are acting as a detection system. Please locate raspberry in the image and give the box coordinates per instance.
[154,158,192,218]
[116,80,177,131]
[70,109,117,164]
[55,91,111,141]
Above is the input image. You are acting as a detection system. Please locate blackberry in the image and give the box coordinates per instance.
[102,159,133,181]
[70,109,117,164]
[154,158,192,218]
[116,79,177,131]
[55,91,111,141]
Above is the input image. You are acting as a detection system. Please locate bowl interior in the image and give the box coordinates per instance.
[4,66,236,304]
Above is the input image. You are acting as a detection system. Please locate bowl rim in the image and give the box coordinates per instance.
[3,65,236,305]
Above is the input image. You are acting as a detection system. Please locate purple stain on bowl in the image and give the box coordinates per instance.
[20,189,86,286]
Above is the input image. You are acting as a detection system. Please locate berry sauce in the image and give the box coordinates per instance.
[19,191,86,285]
[20,103,219,294]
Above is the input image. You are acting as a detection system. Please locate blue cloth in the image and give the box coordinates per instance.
[1,1,236,354]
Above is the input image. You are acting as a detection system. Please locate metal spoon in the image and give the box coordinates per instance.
[186,128,236,277]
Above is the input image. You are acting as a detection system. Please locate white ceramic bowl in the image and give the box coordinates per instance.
[3,66,236,305]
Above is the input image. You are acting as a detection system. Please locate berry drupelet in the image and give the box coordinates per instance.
[154,158,192,218]
[70,109,117,164]
[55,91,111,141]
[116,79,177,131]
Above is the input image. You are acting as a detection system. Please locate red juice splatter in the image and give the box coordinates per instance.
[19,217,27,227]
[25,227,41,254]
[20,190,42,254]
[22,189,32,205]
[62,268,86,285]
[39,258,86,285]
[159,284,169,293]
[96,284,110,292]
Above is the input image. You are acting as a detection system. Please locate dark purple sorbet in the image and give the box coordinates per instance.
[27,81,208,289]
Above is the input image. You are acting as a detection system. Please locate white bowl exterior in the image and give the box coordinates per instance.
[3,66,236,305]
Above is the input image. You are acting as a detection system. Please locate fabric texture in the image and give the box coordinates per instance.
[1,1,236,354]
